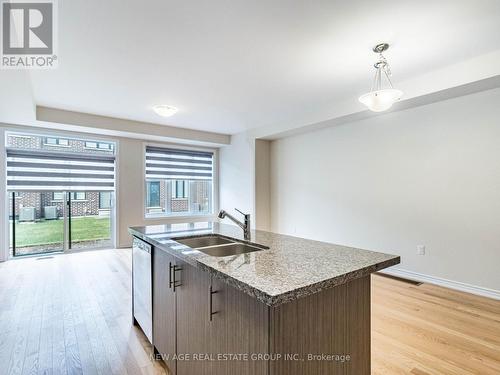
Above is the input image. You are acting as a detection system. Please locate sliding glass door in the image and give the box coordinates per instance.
[5,131,116,257]
[69,191,113,251]
[9,190,114,256]
[9,191,65,256]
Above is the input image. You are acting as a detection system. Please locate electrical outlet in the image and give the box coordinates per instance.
[417,245,426,255]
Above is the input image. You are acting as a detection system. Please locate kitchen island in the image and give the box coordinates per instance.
[129,222,400,375]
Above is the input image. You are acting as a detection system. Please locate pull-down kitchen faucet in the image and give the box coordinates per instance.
[218,208,251,240]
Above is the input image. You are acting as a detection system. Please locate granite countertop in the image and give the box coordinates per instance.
[129,222,400,306]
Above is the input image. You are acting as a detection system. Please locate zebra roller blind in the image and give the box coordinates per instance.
[6,148,115,191]
[145,146,213,180]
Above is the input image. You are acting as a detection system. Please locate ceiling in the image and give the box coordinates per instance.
[13,0,500,135]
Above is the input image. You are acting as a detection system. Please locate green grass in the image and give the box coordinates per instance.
[11,216,110,247]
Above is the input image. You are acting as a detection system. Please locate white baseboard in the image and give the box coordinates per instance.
[379,268,500,301]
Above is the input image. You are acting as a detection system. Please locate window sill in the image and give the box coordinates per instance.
[84,147,113,151]
[43,143,71,148]
[144,214,215,221]
[50,200,88,203]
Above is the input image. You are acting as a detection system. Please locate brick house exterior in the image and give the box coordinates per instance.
[7,134,114,220]
[7,134,114,155]
[10,191,107,220]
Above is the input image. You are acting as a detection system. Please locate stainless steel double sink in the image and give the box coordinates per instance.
[173,235,269,257]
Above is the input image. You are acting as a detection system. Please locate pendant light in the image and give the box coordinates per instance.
[359,43,403,112]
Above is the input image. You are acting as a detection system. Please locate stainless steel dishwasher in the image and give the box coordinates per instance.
[132,237,152,343]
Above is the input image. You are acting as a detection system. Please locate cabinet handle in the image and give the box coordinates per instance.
[168,262,172,288]
[169,263,182,291]
[209,285,218,321]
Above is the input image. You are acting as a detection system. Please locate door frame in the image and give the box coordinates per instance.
[3,128,119,259]
[9,190,115,257]
[9,190,67,257]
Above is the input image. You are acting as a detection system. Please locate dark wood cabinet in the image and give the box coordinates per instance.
[174,262,269,375]
[268,275,371,375]
[151,243,370,375]
[152,248,177,374]
[210,277,269,375]
[175,260,213,375]
[153,249,270,375]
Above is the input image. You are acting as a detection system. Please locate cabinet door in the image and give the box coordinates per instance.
[211,277,270,375]
[152,249,177,374]
[175,261,213,375]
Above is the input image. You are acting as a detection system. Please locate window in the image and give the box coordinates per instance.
[144,146,215,218]
[44,137,69,146]
[172,180,188,198]
[53,192,64,200]
[52,192,86,201]
[98,143,111,150]
[85,141,114,150]
[146,181,161,208]
[73,192,86,200]
[99,192,112,209]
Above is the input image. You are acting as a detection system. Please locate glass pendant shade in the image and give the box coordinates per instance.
[359,44,402,112]
[358,88,403,112]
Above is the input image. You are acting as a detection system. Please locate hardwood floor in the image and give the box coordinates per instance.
[372,274,500,375]
[0,248,499,375]
[0,249,167,375]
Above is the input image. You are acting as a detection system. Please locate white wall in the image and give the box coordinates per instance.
[255,139,271,230]
[270,88,500,292]
[219,132,256,224]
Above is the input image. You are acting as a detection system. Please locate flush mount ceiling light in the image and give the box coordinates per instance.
[152,104,178,117]
[359,43,403,112]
